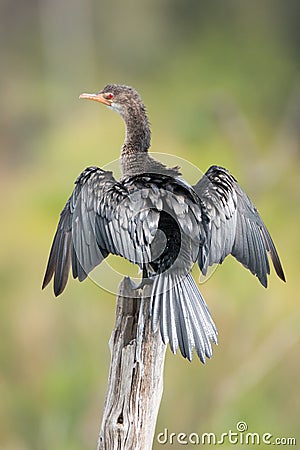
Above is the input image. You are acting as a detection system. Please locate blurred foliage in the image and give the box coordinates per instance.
[0,1,299,449]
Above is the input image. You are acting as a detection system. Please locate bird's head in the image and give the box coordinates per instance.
[79,84,145,119]
[79,83,151,153]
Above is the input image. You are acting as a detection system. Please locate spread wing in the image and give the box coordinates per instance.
[194,165,285,287]
[42,166,161,296]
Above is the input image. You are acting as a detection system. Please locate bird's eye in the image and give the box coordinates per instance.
[104,93,114,100]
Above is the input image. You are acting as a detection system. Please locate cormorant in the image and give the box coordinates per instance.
[42,84,285,362]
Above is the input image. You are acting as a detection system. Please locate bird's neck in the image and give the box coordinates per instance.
[119,105,181,178]
[120,152,150,177]
[121,107,151,176]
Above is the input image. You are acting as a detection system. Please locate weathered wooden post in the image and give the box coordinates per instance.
[97,277,167,450]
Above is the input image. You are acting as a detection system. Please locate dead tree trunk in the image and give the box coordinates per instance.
[97,277,167,450]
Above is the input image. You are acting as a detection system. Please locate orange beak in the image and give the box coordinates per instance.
[79,92,112,106]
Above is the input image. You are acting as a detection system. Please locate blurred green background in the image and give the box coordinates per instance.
[0,0,299,449]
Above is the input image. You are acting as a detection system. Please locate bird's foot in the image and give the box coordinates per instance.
[128,277,154,291]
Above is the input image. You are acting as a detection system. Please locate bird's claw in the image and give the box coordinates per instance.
[128,277,154,290]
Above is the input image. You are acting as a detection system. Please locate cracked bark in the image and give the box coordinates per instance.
[97,277,167,450]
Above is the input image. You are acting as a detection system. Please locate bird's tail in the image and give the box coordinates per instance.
[150,272,218,362]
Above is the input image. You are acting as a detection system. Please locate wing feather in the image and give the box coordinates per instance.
[43,167,161,296]
[194,165,285,286]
